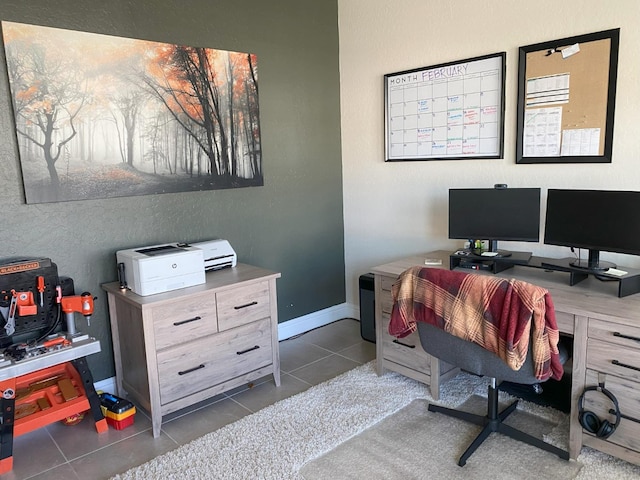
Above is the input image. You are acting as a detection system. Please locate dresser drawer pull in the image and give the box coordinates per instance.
[178,364,205,375]
[173,316,202,326]
[613,332,640,343]
[392,339,415,349]
[612,360,640,372]
[234,301,258,310]
[237,345,260,355]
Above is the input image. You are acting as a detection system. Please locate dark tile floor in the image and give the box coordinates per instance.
[6,318,374,480]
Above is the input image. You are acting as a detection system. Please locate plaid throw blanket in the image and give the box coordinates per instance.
[389,266,563,381]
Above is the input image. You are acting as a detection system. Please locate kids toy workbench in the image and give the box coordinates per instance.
[0,257,106,474]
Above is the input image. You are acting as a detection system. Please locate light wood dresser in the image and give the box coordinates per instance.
[102,263,280,437]
[372,250,640,464]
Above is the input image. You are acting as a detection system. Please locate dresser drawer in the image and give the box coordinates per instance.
[217,281,270,331]
[587,338,640,383]
[157,317,273,405]
[589,318,640,349]
[381,313,431,373]
[151,294,218,350]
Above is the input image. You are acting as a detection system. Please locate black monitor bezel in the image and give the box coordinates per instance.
[448,187,542,244]
[544,189,640,258]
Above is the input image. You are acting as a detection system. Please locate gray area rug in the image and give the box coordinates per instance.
[111,362,640,479]
[300,397,580,479]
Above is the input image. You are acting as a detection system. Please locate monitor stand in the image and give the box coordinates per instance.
[568,249,616,272]
[539,256,640,298]
[570,259,616,272]
[471,241,516,259]
[450,250,533,274]
[486,250,512,258]
[466,250,532,264]
[544,249,617,272]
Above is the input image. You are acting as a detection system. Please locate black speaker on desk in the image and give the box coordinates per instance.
[359,273,375,343]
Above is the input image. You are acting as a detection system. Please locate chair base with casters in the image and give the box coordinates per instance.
[417,322,570,467]
[429,377,570,466]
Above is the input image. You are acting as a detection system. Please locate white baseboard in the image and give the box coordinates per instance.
[94,302,360,392]
[94,376,116,394]
[277,302,359,340]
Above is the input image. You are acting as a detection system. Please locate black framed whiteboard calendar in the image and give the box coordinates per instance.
[384,52,505,162]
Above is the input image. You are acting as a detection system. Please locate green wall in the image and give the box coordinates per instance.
[0,0,344,380]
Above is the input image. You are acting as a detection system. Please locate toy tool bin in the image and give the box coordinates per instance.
[12,362,90,436]
[99,392,136,430]
[106,414,135,430]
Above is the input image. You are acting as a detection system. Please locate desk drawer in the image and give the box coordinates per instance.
[157,318,272,405]
[555,311,574,334]
[152,294,218,350]
[587,338,640,383]
[589,318,640,349]
[381,313,431,373]
[380,275,395,292]
[583,369,640,452]
[380,288,393,315]
[379,275,398,314]
[217,281,270,331]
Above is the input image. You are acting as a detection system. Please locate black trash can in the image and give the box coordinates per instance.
[359,273,375,343]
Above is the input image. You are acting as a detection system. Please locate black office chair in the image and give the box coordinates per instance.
[417,322,570,467]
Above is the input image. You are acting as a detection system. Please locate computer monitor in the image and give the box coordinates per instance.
[448,187,541,257]
[544,189,640,272]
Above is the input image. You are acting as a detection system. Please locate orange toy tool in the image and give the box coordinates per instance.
[13,290,37,317]
[36,276,45,307]
[60,292,94,336]
[4,290,38,336]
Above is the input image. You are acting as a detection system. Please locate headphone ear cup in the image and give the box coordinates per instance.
[580,410,601,434]
[597,420,614,439]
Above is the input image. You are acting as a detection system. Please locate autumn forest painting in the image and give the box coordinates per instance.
[1,22,262,204]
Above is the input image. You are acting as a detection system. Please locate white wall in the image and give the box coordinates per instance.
[339,0,640,305]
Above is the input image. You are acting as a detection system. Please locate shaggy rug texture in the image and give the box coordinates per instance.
[300,397,580,479]
[111,362,640,479]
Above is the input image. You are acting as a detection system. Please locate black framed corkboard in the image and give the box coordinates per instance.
[516,29,620,164]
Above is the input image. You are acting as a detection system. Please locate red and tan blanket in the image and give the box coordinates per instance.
[389,266,563,381]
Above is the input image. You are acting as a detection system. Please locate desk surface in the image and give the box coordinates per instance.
[372,250,640,328]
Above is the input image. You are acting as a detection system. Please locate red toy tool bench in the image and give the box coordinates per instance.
[0,257,106,474]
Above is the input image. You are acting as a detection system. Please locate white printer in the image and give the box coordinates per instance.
[116,243,205,296]
[190,239,237,271]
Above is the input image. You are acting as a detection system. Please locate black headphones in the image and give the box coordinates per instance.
[578,385,621,439]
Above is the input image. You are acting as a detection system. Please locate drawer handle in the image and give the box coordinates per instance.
[613,332,640,343]
[178,364,205,375]
[173,316,202,326]
[234,301,258,310]
[237,345,260,355]
[612,360,640,373]
[392,339,415,349]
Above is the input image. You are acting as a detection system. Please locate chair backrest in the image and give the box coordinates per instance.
[392,266,565,382]
[417,322,543,384]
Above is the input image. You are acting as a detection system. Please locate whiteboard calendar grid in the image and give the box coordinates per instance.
[384,52,505,161]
